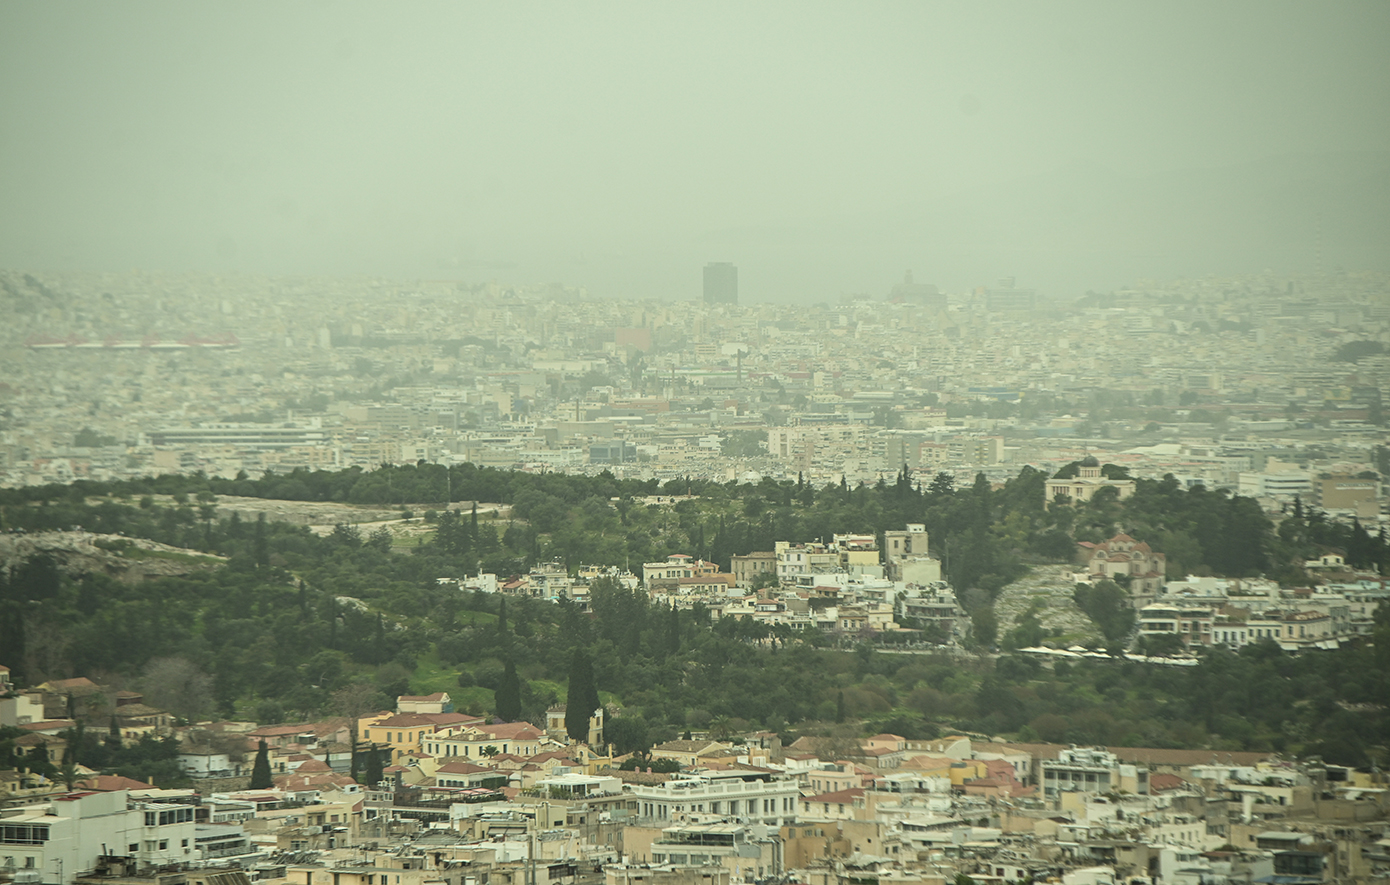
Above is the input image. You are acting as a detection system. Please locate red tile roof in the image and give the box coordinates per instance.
[804,787,865,804]
[80,774,154,792]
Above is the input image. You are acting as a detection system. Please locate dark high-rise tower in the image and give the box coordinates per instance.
[703,262,738,305]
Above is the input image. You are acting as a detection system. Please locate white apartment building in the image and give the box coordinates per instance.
[1236,458,1313,501]
[774,541,840,581]
[1040,747,1148,799]
[629,771,799,828]
[0,790,200,883]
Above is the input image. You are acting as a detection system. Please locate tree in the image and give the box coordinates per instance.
[1137,633,1185,657]
[620,755,682,772]
[496,659,522,722]
[813,724,864,762]
[1074,581,1136,649]
[565,649,600,743]
[1332,340,1385,362]
[362,743,384,787]
[141,656,213,722]
[253,513,269,568]
[249,739,272,789]
[332,681,389,779]
[24,743,56,779]
[75,427,118,448]
[928,472,955,496]
[607,714,651,756]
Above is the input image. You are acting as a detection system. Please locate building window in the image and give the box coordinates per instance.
[0,825,50,845]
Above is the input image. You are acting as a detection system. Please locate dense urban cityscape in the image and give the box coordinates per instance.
[3,2,1389,884]
[1,266,1388,885]
[3,267,1386,494]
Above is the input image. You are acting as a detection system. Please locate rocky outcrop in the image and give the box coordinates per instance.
[994,564,1103,646]
[0,531,224,583]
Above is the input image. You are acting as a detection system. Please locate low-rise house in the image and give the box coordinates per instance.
[364,711,480,763]
[34,676,109,721]
[17,718,75,738]
[397,692,453,714]
[803,763,867,795]
[649,740,730,768]
[1138,604,1215,648]
[426,721,547,760]
[434,760,507,789]
[0,692,45,728]
[731,551,777,588]
[644,554,720,590]
[800,788,866,821]
[543,704,605,748]
[113,703,172,737]
[0,769,60,803]
[898,585,967,642]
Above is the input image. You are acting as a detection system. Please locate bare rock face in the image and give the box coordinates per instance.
[993,564,1103,647]
[0,531,224,583]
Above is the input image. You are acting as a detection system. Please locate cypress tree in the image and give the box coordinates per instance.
[667,606,681,656]
[253,513,269,568]
[249,739,272,789]
[363,743,384,787]
[496,659,522,722]
[565,649,599,743]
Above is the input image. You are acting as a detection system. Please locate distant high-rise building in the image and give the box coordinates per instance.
[984,276,1037,311]
[703,262,738,305]
[887,270,945,309]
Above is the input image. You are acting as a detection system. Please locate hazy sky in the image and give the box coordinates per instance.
[2,2,1387,301]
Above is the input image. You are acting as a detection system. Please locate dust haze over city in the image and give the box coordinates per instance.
[2,2,1389,297]
[3,4,1390,884]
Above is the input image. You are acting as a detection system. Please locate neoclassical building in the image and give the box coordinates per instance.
[1078,532,1167,606]
[1045,457,1136,504]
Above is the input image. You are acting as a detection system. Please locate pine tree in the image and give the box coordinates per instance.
[496,659,522,722]
[249,739,272,789]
